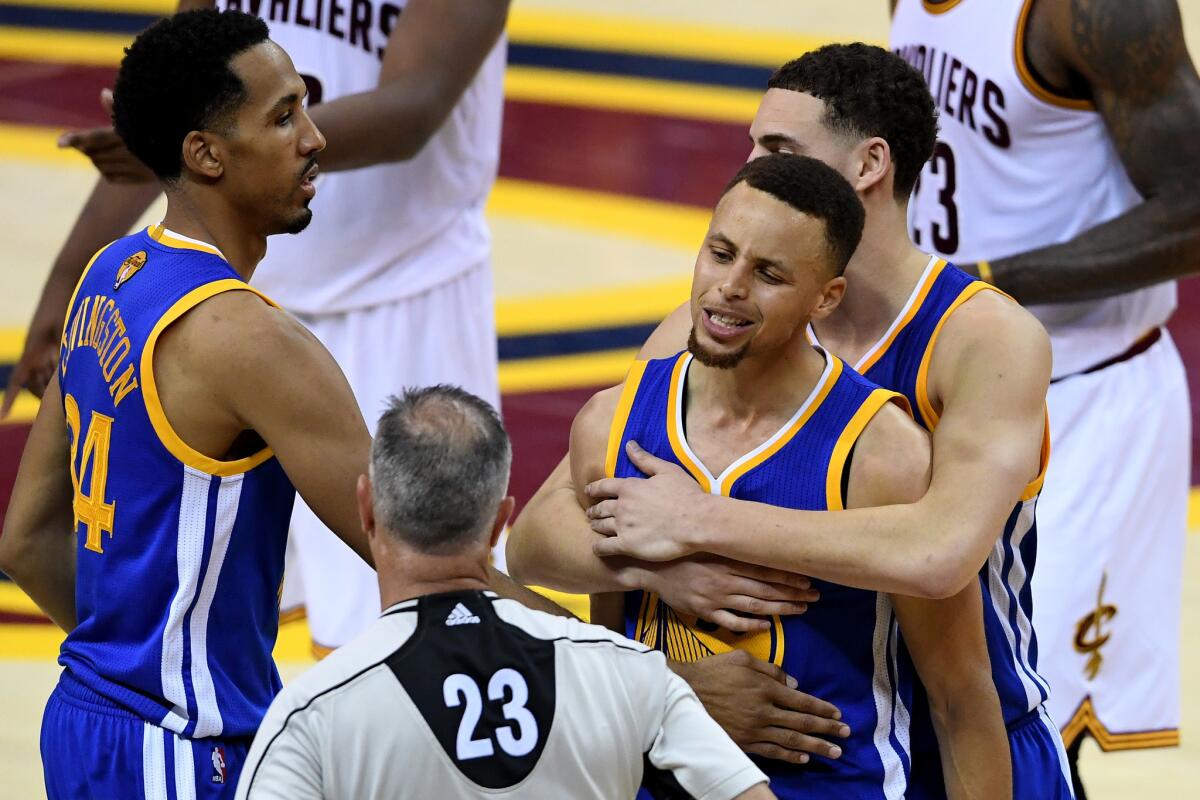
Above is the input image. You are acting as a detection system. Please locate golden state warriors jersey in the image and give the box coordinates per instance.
[813,256,1052,796]
[611,350,917,799]
[56,225,295,739]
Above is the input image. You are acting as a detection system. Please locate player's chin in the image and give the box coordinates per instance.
[282,208,314,235]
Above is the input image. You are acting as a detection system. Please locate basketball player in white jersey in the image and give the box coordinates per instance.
[890,1,1200,794]
[238,386,773,800]
[5,0,511,653]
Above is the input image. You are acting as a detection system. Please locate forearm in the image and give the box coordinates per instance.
[0,535,77,632]
[987,188,1200,304]
[693,495,982,599]
[930,690,1012,800]
[306,89,437,170]
[508,474,643,595]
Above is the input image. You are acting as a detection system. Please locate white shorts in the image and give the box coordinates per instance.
[280,262,500,650]
[1032,329,1189,750]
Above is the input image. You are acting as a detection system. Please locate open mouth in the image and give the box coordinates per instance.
[300,162,320,197]
[702,307,754,339]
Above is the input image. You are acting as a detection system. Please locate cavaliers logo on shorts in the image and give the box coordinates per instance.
[114,250,147,291]
[634,592,784,666]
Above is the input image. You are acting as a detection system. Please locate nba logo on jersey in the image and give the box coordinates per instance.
[211,746,227,784]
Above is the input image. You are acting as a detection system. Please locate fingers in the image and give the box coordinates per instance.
[707,609,773,634]
[726,576,819,604]
[743,742,812,765]
[585,499,617,521]
[734,564,814,592]
[742,655,798,689]
[585,477,625,500]
[767,703,851,741]
[59,128,124,156]
[755,724,845,760]
[587,517,617,536]
[720,596,809,618]
[1,365,27,418]
[625,440,677,476]
[591,536,629,558]
[766,682,844,723]
[100,87,114,115]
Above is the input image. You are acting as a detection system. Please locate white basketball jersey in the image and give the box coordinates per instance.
[890,0,1176,377]
[237,591,768,800]
[223,0,505,313]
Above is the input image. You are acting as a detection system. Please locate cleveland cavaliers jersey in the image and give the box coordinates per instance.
[890,0,1175,378]
[220,0,505,313]
[56,225,295,738]
[237,591,768,799]
[610,351,917,799]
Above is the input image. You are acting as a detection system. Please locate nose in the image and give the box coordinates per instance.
[720,259,751,300]
[300,109,327,154]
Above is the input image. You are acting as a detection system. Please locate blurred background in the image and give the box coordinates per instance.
[0,0,1197,796]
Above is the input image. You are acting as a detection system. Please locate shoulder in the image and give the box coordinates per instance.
[638,303,691,360]
[847,397,931,509]
[570,381,630,451]
[937,289,1051,373]
[494,598,664,665]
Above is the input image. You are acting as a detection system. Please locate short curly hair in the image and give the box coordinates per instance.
[112,9,269,180]
[721,153,865,276]
[768,43,937,199]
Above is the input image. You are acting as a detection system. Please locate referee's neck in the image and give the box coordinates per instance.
[375,539,492,610]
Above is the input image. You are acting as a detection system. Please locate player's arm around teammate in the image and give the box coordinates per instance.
[950,0,1200,302]
[849,400,1013,799]
[3,0,512,412]
[556,384,852,766]
[587,291,1051,600]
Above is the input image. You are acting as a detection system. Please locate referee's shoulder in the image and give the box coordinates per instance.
[491,596,659,657]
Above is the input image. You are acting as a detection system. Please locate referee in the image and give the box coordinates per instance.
[237,386,773,799]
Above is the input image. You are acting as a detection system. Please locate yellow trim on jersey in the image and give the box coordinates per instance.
[722,357,845,494]
[140,280,279,477]
[148,224,224,258]
[914,281,1050,501]
[913,280,1002,428]
[857,258,947,375]
[1061,697,1181,751]
[922,0,967,14]
[665,354,712,493]
[604,359,650,479]
[826,389,906,511]
[1013,0,1096,112]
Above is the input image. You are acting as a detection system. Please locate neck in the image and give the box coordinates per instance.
[160,187,267,280]
[689,338,829,422]
[817,196,931,343]
[374,537,492,610]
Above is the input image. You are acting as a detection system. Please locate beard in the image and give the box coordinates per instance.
[283,206,313,235]
[687,326,750,369]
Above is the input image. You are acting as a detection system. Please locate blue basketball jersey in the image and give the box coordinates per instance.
[813,256,1057,796]
[611,350,917,799]
[55,224,296,740]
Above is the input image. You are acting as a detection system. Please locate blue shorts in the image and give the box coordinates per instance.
[41,671,252,800]
[1010,707,1074,799]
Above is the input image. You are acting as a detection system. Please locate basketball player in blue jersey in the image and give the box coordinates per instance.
[0,10,558,799]
[567,153,1010,799]
[511,45,1069,797]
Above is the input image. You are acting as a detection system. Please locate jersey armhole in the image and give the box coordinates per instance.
[825,389,906,511]
[140,280,282,477]
[1013,0,1096,111]
[603,359,649,479]
[58,240,118,397]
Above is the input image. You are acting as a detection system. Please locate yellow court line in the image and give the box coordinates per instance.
[505,67,761,123]
[496,278,688,336]
[3,2,872,67]
[0,25,128,66]
[499,348,638,395]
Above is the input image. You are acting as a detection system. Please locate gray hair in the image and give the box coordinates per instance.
[370,385,512,554]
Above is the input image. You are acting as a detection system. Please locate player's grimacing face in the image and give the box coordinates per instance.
[748,90,858,185]
[221,42,326,235]
[689,183,841,368]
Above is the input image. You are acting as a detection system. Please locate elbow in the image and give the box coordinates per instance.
[503,520,540,586]
[907,546,983,600]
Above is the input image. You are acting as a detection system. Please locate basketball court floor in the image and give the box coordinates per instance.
[0,0,1198,795]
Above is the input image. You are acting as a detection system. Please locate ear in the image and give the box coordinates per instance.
[489,496,516,550]
[853,136,891,195]
[810,275,847,321]
[356,473,376,542]
[181,130,224,180]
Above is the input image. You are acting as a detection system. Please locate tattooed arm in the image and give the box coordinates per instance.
[980,0,1200,304]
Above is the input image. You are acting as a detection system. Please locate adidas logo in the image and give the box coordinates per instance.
[445,603,481,626]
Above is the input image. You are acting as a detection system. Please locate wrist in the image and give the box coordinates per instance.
[617,562,655,593]
[681,493,721,554]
